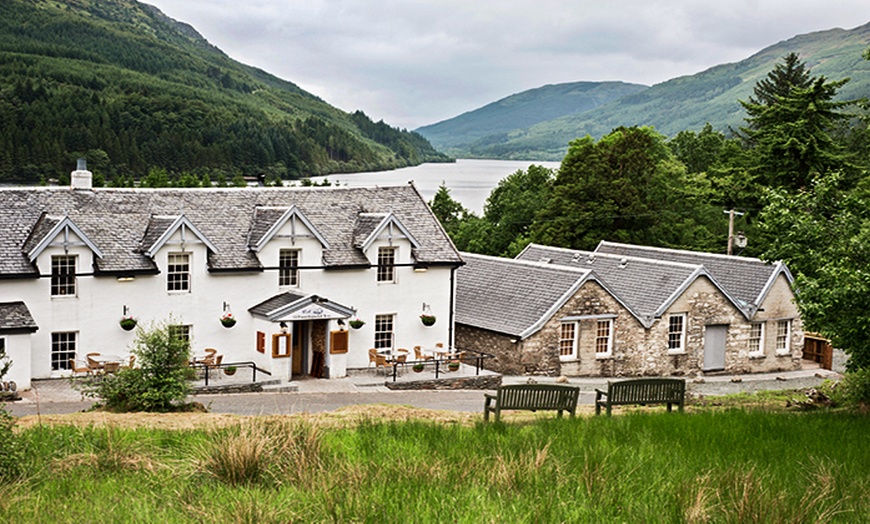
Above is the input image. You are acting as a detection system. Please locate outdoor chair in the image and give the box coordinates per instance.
[395,348,409,367]
[69,359,91,376]
[103,361,120,374]
[414,346,433,361]
[124,355,136,369]
[86,353,104,373]
[374,353,394,375]
[368,348,379,367]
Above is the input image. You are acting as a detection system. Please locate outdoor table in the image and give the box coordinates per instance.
[91,354,123,363]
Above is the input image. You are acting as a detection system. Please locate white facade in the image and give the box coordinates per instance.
[0,181,462,389]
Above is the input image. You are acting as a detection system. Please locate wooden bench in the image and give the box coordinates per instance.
[595,378,686,416]
[484,384,580,422]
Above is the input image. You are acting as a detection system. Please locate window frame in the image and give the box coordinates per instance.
[278,248,300,287]
[51,331,76,372]
[748,322,765,356]
[377,246,396,283]
[594,318,613,358]
[559,321,578,360]
[167,252,191,293]
[51,254,77,297]
[775,319,791,355]
[373,314,394,350]
[667,313,687,354]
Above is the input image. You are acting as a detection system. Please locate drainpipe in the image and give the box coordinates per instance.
[449,265,456,349]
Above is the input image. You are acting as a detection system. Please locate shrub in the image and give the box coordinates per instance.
[0,346,21,480]
[836,368,870,410]
[82,318,193,412]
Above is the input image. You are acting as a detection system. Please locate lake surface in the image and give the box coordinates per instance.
[310,159,561,215]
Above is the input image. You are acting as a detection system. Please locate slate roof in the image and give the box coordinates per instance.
[248,292,309,317]
[594,241,790,310]
[0,302,38,333]
[456,253,598,338]
[0,185,462,277]
[518,244,717,326]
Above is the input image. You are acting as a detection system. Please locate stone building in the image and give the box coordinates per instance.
[455,242,803,378]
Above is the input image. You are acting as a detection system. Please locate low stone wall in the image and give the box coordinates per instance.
[192,382,264,395]
[386,374,502,391]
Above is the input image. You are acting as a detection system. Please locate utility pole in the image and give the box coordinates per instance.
[724,209,745,256]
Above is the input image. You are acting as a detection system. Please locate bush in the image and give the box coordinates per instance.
[82,319,193,412]
[836,369,870,410]
[0,345,21,480]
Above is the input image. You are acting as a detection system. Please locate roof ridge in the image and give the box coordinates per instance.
[524,244,703,271]
[461,251,592,276]
[597,240,770,265]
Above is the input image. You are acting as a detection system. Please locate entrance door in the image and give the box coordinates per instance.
[291,322,306,376]
[703,324,728,371]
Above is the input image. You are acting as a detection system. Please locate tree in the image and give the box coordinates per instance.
[480,165,555,256]
[428,182,469,240]
[530,127,718,251]
[740,55,853,191]
[81,319,193,411]
[760,173,870,371]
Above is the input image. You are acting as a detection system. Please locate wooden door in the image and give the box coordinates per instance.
[703,325,728,371]
[291,322,306,376]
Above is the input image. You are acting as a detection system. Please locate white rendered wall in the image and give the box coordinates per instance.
[1,226,455,382]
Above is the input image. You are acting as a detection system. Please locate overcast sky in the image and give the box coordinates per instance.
[142,1,870,130]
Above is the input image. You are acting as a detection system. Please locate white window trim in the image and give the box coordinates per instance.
[167,252,191,294]
[748,322,765,357]
[50,254,78,298]
[594,318,614,359]
[775,319,791,355]
[278,248,300,288]
[559,321,578,361]
[373,313,395,350]
[667,313,687,355]
[377,246,397,284]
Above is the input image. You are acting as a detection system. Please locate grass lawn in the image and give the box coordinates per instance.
[2,398,868,522]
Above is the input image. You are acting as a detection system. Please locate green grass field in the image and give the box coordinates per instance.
[2,406,868,523]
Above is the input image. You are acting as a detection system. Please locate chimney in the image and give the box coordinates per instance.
[71,158,92,190]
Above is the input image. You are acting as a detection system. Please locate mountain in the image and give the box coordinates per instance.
[417,22,870,161]
[0,0,449,184]
[415,81,647,157]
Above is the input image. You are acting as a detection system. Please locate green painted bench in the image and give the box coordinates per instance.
[484,384,580,422]
[595,378,686,416]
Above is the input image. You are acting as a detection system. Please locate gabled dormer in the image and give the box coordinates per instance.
[23,213,103,263]
[353,212,420,253]
[247,206,330,252]
[139,215,217,258]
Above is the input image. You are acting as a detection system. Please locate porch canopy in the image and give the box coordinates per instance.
[248,292,355,322]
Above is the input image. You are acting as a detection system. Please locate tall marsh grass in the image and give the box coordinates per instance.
[5,410,870,522]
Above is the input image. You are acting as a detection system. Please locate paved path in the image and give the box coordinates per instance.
[2,367,842,418]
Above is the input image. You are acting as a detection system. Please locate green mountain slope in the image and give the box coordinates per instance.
[415,81,647,156]
[419,22,870,161]
[0,0,448,184]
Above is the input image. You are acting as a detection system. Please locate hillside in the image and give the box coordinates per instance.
[0,0,449,184]
[415,81,647,157]
[418,22,870,160]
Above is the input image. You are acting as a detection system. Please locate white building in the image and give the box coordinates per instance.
[0,166,463,389]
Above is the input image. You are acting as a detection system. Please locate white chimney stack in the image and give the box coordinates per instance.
[71,158,92,190]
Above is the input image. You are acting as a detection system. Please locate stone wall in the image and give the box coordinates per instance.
[456,276,804,378]
[386,374,502,391]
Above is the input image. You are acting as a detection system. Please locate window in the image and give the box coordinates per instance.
[51,255,77,296]
[595,319,613,357]
[278,249,299,287]
[559,322,577,359]
[776,320,791,354]
[374,314,394,349]
[167,253,191,292]
[668,314,686,353]
[51,332,76,371]
[377,247,396,283]
[749,322,765,355]
[169,325,191,346]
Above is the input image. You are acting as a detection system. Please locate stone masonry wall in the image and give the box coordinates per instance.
[456,276,804,378]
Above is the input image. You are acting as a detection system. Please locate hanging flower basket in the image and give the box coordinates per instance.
[413,363,425,373]
[220,313,236,328]
[420,314,436,327]
[349,318,365,330]
[119,316,137,331]
[447,360,460,372]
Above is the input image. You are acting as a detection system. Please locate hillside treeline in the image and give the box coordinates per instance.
[0,0,448,184]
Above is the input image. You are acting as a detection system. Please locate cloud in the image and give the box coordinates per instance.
[143,0,870,129]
